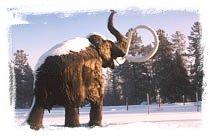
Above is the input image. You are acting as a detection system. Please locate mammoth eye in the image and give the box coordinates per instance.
[88,35,103,47]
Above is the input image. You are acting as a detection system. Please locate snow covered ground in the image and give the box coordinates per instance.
[11,102,205,138]
[15,102,202,129]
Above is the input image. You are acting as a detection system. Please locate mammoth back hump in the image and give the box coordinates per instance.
[34,37,91,72]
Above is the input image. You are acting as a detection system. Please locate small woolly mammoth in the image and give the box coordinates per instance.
[26,10,159,130]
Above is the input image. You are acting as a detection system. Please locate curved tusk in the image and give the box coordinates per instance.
[125,25,159,62]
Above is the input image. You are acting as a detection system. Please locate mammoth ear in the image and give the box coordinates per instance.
[88,35,103,47]
[88,35,112,60]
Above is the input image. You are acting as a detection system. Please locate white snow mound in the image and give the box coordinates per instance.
[34,37,91,71]
[86,32,107,40]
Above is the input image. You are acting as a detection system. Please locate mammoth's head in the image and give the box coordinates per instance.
[88,34,125,69]
[87,10,159,69]
[87,10,128,69]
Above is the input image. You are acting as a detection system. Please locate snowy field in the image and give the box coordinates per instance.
[10,102,205,138]
[15,102,202,129]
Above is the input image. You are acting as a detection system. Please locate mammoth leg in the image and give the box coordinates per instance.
[88,102,102,127]
[65,106,80,127]
[27,101,44,130]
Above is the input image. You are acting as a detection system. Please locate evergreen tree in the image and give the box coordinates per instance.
[13,50,34,108]
[153,29,175,103]
[188,22,203,101]
[172,52,191,101]
[170,31,192,101]
[171,31,187,55]
[171,31,189,70]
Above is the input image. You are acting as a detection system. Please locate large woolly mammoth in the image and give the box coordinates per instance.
[26,10,159,130]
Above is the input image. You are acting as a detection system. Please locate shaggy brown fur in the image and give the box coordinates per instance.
[27,10,127,130]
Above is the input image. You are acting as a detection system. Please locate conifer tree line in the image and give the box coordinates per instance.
[9,22,203,108]
[103,22,203,106]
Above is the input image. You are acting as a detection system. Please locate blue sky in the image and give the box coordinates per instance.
[10,10,199,70]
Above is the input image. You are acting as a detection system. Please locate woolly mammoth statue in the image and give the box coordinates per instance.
[26,10,159,130]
